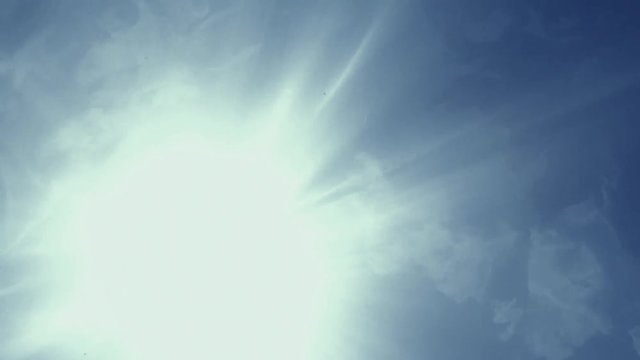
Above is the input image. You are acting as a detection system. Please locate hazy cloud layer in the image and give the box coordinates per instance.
[2,1,640,360]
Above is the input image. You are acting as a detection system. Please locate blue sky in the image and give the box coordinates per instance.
[1,0,640,359]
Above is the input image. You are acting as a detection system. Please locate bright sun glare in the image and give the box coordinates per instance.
[23,125,359,360]
[7,7,395,356]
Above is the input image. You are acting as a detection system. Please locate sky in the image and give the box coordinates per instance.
[1,0,640,359]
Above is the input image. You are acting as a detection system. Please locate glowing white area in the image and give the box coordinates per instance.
[4,4,402,358]
[25,129,366,360]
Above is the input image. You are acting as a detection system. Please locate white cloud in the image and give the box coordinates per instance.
[368,222,515,303]
[629,326,640,357]
[419,229,503,302]
[493,298,523,341]
[524,228,610,360]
